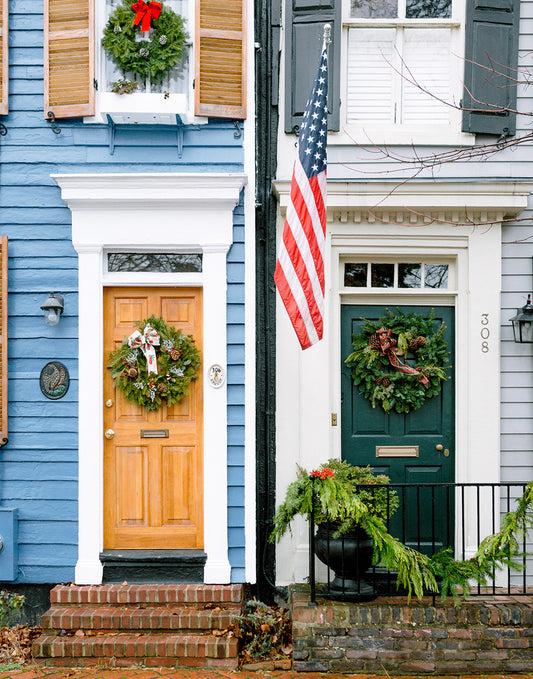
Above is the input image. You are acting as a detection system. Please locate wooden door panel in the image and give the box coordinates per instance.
[103,287,203,550]
[115,298,149,328]
[162,447,193,524]
[116,447,147,526]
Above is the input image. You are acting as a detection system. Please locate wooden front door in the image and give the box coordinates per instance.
[103,287,203,550]
[341,305,455,553]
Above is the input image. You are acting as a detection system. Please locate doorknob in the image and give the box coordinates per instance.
[105,429,115,440]
[436,444,450,457]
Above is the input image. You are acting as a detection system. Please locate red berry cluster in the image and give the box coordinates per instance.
[310,467,335,479]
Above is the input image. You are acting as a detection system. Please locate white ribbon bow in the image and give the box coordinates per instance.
[128,324,160,375]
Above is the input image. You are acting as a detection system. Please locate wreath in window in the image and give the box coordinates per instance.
[102,0,188,84]
[108,315,201,412]
[344,308,450,414]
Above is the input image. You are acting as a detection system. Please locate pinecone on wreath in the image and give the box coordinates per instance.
[170,348,181,360]
[375,376,383,385]
[369,333,381,350]
[381,376,391,387]
[157,383,168,394]
[128,367,138,378]
[416,335,426,347]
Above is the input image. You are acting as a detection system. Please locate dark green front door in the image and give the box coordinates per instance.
[341,305,455,553]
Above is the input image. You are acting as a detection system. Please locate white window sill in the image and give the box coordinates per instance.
[84,93,207,125]
[329,125,476,147]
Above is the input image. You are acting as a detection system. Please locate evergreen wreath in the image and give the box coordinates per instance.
[102,0,188,84]
[345,308,450,414]
[108,315,201,412]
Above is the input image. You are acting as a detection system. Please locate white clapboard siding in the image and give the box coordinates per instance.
[346,28,396,123]
[401,28,451,125]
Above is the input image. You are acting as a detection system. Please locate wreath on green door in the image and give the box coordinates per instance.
[344,308,450,414]
[108,315,201,412]
[102,0,188,83]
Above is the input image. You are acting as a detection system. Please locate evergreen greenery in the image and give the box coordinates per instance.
[271,458,533,602]
[102,0,188,84]
[108,314,201,412]
[345,308,450,414]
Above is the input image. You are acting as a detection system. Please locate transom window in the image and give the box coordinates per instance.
[344,0,459,127]
[344,262,449,289]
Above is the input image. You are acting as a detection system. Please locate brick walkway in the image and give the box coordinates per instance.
[0,669,531,679]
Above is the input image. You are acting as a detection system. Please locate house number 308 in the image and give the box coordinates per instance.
[481,313,490,353]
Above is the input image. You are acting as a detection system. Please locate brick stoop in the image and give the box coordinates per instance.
[32,584,243,669]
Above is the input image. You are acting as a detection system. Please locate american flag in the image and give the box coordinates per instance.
[274,32,329,350]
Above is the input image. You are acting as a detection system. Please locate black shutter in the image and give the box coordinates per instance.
[285,0,341,133]
[462,0,520,136]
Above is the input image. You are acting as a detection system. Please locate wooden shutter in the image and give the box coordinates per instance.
[462,0,520,136]
[195,0,246,119]
[0,0,7,115]
[285,0,341,133]
[0,237,8,446]
[44,0,95,119]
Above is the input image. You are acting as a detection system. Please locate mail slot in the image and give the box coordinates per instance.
[141,429,169,438]
[376,445,419,458]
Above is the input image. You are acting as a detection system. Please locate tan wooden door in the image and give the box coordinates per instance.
[103,287,203,550]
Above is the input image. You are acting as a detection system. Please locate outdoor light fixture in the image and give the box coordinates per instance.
[510,257,533,343]
[40,292,64,326]
[510,296,533,343]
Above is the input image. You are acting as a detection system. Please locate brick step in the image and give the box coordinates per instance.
[51,583,244,606]
[41,605,238,632]
[32,632,239,669]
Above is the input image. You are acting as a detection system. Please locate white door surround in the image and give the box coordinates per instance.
[272,179,533,585]
[53,173,247,585]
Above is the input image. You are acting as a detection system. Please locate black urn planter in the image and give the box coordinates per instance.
[314,523,377,602]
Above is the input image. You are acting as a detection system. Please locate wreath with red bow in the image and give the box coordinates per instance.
[102,0,188,84]
[344,308,450,414]
[108,315,201,412]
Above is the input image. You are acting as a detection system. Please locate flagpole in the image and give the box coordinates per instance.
[323,23,332,52]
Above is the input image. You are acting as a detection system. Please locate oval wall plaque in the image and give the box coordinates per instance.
[40,361,70,400]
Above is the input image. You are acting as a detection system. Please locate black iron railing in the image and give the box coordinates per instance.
[308,481,532,604]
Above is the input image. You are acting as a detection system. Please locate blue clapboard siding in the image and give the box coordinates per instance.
[227,195,246,583]
[1,0,247,584]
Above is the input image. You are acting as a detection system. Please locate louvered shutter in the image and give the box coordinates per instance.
[0,0,7,115]
[0,237,8,446]
[285,0,341,133]
[195,0,246,119]
[462,0,519,136]
[44,0,95,119]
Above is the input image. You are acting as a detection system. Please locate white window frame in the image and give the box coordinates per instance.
[88,0,206,125]
[333,0,475,146]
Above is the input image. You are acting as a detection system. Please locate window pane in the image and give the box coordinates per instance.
[424,264,449,288]
[398,263,422,288]
[351,0,398,18]
[401,28,451,125]
[345,263,368,287]
[108,253,202,273]
[406,0,451,18]
[371,263,394,287]
[347,28,396,123]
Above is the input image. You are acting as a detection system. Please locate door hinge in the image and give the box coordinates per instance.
[331,413,338,426]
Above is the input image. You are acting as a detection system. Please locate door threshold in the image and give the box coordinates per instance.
[100,549,207,584]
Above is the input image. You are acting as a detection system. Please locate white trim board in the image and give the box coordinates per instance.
[53,173,247,585]
[272,179,533,586]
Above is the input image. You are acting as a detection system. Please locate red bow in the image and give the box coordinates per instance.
[377,328,429,387]
[131,0,162,32]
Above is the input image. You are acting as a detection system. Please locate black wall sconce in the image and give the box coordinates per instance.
[509,257,533,343]
[40,293,64,326]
